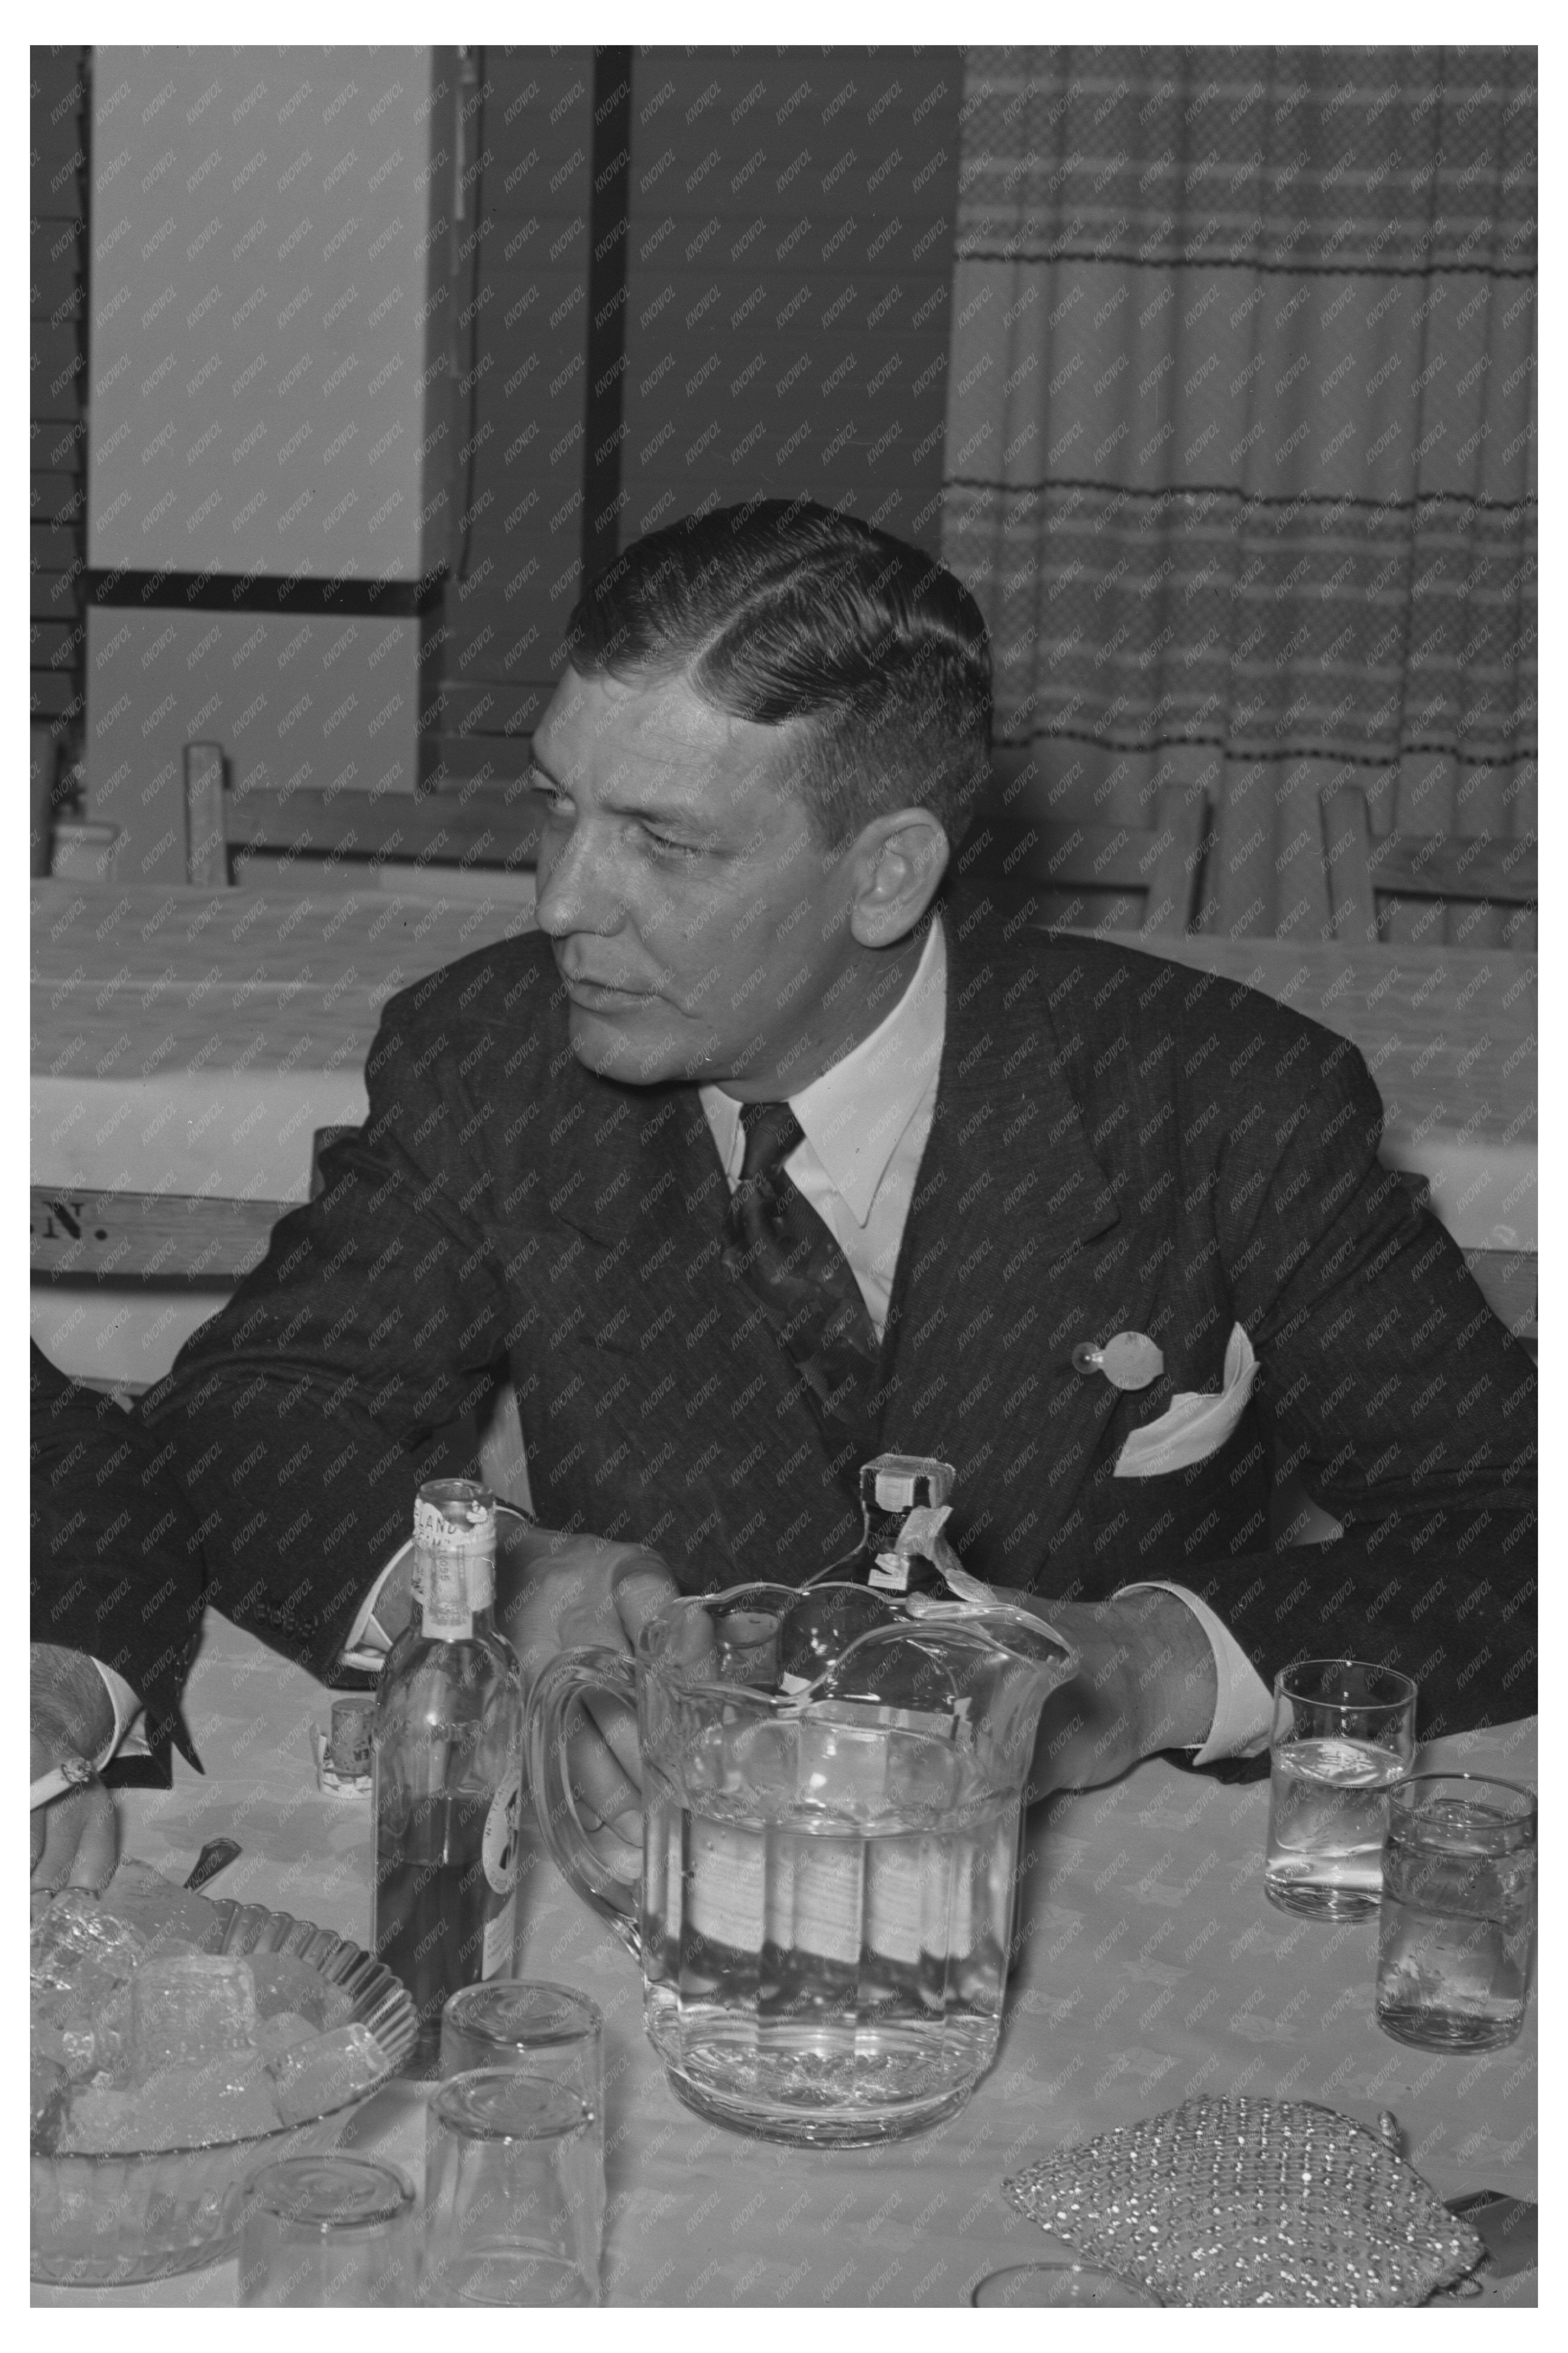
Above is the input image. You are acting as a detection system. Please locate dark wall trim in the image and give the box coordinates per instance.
[85,569,448,618]
[581,47,634,586]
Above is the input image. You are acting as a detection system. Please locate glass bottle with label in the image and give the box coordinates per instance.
[371,1480,522,2070]
[774,1455,963,1697]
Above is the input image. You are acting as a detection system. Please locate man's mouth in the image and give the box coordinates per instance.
[561,973,654,1011]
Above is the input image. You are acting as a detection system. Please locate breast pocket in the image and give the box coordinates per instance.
[1113,1322,1258,1479]
[1109,1398,1274,1585]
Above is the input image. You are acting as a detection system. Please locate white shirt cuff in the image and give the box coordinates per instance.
[1114,1581,1273,1765]
[339,1542,411,1673]
[340,1504,534,1671]
[89,1661,148,1764]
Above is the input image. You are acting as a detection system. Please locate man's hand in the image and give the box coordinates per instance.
[1016,1590,1219,1800]
[31,1644,118,1892]
[498,1523,678,1875]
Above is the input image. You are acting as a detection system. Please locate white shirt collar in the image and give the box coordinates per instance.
[701,914,947,1226]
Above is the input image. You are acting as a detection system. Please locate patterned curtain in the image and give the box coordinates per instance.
[943,48,1537,944]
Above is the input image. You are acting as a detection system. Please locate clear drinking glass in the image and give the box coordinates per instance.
[238,2154,417,2306]
[439,1980,603,2106]
[1265,1658,1417,1920]
[1376,1773,1537,2051]
[420,2067,605,2308]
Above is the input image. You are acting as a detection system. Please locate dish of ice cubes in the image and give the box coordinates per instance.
[31,1859,417,2285]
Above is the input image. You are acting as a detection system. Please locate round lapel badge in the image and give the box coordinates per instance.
[1071,1331,1165,1391]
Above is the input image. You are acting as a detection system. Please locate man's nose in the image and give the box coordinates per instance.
[534,822,628,939]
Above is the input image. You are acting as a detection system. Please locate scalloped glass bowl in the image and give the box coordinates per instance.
[31,1897,417,2287]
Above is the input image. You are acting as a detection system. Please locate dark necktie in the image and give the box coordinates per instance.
[722,1099,880,1467]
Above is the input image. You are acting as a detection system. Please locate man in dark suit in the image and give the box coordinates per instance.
[32,501,1535,1883]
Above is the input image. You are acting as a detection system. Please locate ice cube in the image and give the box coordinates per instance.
[31,2016,67,2071]
[129,1953,258,2083]
[31,1890,147,2086]
[30,1888,146,2014]
[30,2053,69,2154]
[267,2021,388,2124]
[249,1952,353,2028]
[98,1859,225,1955]
[59,2020,101,2083]
[57,2083,139,2153]
[254,2010,318,2059]
[64,2052,277,2153]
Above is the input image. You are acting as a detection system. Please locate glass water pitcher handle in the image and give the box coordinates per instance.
[525,1646,643,1958]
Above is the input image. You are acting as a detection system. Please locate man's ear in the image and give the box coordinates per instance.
[847,809,950,947]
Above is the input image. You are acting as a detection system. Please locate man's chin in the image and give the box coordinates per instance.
[565,1000,690,1085]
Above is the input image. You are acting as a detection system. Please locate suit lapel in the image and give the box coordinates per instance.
[878,892,1176,1586]
[542,1060,858,1579]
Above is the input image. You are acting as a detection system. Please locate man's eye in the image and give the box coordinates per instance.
[645,830,701,860]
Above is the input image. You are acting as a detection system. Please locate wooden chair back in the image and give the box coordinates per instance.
[1321,785,1537,946]
[963,773,1209,938]
[30,722,55,878]
[49,820,122,882]
[184,741,230,886]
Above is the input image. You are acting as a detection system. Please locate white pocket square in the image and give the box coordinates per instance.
[1112,1323,1258,1478]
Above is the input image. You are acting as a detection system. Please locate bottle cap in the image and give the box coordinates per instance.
[863,1454,956,1510]
[413,1480,496,1635]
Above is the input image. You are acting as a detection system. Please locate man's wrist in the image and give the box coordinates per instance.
[1118,1590,1220,1754]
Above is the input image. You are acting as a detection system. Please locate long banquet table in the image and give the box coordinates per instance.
[31,879,535,1383]
[32,1611,1537,2308]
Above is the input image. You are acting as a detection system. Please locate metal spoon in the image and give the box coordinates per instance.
[184,1837,242,1893]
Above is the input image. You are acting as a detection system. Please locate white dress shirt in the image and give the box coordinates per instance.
[96,913,1272,1768]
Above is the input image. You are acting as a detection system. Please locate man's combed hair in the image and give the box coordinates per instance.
[564,499,993,852]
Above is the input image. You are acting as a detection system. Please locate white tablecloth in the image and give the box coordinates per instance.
[33,1613,1538,2308]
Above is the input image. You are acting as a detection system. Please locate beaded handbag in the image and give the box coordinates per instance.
[1005,2095,1484,2307]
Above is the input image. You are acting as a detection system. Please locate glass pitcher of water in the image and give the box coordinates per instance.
[525,1584,1075,2146]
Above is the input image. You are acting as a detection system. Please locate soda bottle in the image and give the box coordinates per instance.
[849,1454,960,1598]
[371,1480,522,2069]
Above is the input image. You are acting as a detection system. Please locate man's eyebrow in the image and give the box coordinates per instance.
[529,753,724,835]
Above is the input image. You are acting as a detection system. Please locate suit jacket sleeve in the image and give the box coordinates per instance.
[1183,1019,1536,1740]
[35,978,515,1694]
[30,1344,205,1763]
